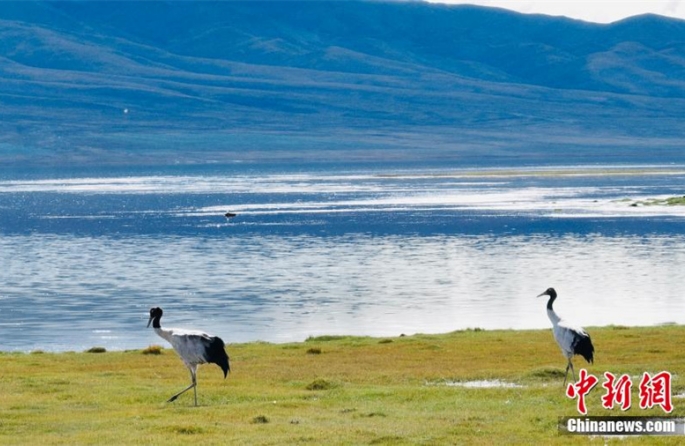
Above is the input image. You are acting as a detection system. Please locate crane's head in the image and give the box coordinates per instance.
[537,287,557,299]
[147,307,163,328]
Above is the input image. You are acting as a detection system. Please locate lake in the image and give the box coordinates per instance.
[1,164,685,352]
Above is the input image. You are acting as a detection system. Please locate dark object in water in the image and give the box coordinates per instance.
[224,212,237,218]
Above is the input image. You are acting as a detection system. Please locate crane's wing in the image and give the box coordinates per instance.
[556,321,594,364]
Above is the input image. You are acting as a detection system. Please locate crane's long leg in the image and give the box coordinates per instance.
[192,368,198,407]
[167,382,194,403]
[562,359,577,387]
[569,360,576,382]
[563,361,570,387]
[168,365,197,404]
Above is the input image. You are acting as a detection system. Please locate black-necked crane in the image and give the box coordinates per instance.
[147,307,230,406]
[537,288,594,386]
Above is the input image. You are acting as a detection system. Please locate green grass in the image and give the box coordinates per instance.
[664,196,685,206]
[629,195,685,207]
[2,325,685,444]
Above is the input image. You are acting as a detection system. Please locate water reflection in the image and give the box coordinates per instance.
[1,232,684,351]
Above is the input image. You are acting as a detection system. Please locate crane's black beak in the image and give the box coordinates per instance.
[147,316,153,328]
[536,291,548,298]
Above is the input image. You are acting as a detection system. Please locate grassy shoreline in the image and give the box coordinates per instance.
[376,166,685,179]
[2,325,684,444]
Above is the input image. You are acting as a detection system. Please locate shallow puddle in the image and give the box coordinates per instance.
[440,379,524,389]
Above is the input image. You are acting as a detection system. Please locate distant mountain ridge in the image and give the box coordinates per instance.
[2,1,685,169]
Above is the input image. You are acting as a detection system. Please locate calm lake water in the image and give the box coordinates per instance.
[1,165,685,351]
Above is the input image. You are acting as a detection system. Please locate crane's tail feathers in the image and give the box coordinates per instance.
[573,334,595,364]
[204,336,230,378]
[216,353,230,379]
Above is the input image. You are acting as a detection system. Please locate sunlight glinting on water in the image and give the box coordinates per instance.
[2,232,685,351]
[2,166,685,351]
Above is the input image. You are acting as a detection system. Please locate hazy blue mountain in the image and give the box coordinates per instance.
[2,1,685,170]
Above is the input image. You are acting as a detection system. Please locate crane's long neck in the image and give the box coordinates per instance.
[154,327,173,344]
[546,295,561,325]
[150,316,173,343]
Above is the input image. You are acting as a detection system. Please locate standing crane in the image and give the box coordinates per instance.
[147,307,230,406]
[537,288,594,386]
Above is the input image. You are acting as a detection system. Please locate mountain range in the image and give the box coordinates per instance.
[2,1,685,169]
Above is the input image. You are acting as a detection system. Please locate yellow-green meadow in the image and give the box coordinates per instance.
[2,325,684,445]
